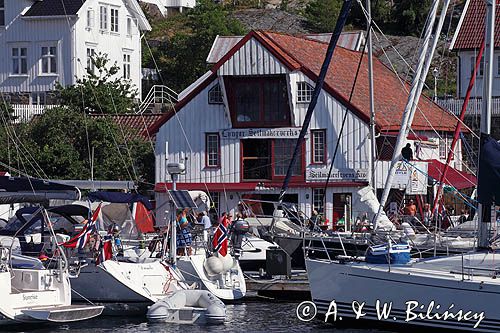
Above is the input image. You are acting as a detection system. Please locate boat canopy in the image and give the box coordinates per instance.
[88,191,153,210]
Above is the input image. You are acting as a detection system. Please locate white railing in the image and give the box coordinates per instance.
[138,85,178,114]
[437,97,500,116]
[12,104,58,123]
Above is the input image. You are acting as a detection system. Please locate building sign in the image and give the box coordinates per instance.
[392,161,427,195]
[306,168,369,182]
[220,127,301,140]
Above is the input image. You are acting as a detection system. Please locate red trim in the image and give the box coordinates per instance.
[205,132,220,169]
[154,181,368,192]
[311,129,327,165]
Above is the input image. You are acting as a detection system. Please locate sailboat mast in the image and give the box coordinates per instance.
[367,0,377,190]
[477,0,495,248]
[374,0,441,227]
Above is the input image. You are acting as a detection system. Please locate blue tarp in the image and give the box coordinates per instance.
[478,134,500,206]
[88,191,153,210]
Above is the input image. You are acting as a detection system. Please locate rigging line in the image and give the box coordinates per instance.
[322,18,371,195]
[80,83,93,181]
[74,60,135,182]
[0,100,48,180]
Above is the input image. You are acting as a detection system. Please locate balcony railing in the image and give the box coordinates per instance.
[11,104,58,123]
[437,97,500,116]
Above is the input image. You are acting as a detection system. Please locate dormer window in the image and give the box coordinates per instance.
[225,76,291,128]
[297,81,313,103]
[0,0,5,26]
[208,83,223,104]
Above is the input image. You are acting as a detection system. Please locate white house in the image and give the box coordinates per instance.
[0,0,150,110]
[140,0,196,16]
[148,30,473,228]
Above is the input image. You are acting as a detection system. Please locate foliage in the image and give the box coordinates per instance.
[392,0,433,36]
[145,0,246,92]
[303,0,343,33]
[57,53,137,114]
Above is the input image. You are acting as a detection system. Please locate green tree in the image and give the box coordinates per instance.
[303,0,343,33]
[57,53,137,114]
[392,0,432,36]
[149,0,246,92]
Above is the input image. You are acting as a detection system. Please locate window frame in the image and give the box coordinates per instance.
[311,129,327,165]
[86,8,95,29]
[205,133,221,168]
[208,83,224,104]
[11,47,28,75]
[110,7,119,33]
[86,47,96,74]
[297,81,313,103]
[126,17,132,36]
[99,5,108,31]
[470,55,484,77]
[312,188,325,215]
[40,44,57,75]
[123,53,131,79]
[0,0,5,27]
[225,76,291,128]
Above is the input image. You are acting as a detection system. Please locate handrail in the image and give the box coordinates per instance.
[138,85,179,114]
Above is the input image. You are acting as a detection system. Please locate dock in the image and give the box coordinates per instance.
[244,271,311,300]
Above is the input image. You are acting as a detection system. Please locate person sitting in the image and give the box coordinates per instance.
[401,143,413,160]
[176,209,192,256]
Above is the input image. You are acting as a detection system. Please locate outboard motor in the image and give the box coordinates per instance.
[230,219,250,260]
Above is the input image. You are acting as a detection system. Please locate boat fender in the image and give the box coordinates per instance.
[204,255,223,276]
[218,253,234,273]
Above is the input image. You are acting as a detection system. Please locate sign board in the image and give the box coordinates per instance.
[220,127,302,140]
[305,168,369,182]
[392,161,427,195]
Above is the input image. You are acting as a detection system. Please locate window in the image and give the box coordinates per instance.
[31,92,46,106]
[312,188,325,215]
[12,47,27,75]
[205,133,220,168]
[497,56,500,76]
[110,8,118,33]
[311,129,326,164]
[127,17,132,35]
[225,76,290,127]
[208,83,223,104]
[100,6,107,30]
[87,8,95,28]
[274,139,301,176]
[297,81,313,103]
[86,48,96,73]
[209,192,220,213]
[41,46,57,74]
[439,134,451,159]
[0,0,4,26]
[471,56,484,77]
[123,53,130,79]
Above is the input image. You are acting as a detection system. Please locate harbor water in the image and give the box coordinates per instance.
[3,300,392,333]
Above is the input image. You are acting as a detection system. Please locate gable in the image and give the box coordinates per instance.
[217,36,291,76]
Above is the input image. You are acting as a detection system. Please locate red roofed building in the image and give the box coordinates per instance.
[150,30,468,226]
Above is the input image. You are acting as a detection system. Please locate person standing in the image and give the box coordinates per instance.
[200,211,212,243]
[401,143,413,160]
[422,203,433,227]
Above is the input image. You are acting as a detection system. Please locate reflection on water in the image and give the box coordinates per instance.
[3,301,393,333]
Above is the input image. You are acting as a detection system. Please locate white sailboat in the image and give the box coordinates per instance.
[0,197,103,325]
[306,0,500,331]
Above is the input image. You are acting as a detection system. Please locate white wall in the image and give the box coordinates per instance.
[457,50,500,98]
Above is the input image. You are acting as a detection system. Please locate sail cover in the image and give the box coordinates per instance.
[478,134,500,205]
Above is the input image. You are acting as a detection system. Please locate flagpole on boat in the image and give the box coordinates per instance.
[477,0,495,249]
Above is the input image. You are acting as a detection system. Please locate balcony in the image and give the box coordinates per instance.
[436,97,500,116]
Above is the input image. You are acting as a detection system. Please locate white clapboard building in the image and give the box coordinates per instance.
[0,0,150,108]
[149,30,474,227]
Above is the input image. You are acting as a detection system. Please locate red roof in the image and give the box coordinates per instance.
[451,0,500,50]
[149,30,456,134]
[427,159,476,189]
[90,114,164,141]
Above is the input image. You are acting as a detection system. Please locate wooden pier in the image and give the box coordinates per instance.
[245,271,311,300]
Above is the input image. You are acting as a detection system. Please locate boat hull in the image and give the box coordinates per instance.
[306,255,500,332]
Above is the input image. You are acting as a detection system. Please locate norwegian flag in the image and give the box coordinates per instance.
[62,203,102,249]
[212,216,229,256]
[96,235,113,265]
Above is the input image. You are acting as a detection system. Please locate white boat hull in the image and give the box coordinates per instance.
[71,260,186,313]
[306,253,500,332]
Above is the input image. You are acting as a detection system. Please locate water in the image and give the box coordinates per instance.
[3,300,393,333]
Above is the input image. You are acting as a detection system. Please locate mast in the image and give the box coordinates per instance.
[374,0,448,228]
[367,0,377,190]
[278,0,353,203]
[477,0,495,249]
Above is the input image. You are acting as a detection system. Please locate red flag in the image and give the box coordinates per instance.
[61,203,102,249]
[212,216,229,256]
[133,202,155,233]
[96,236,113,265]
